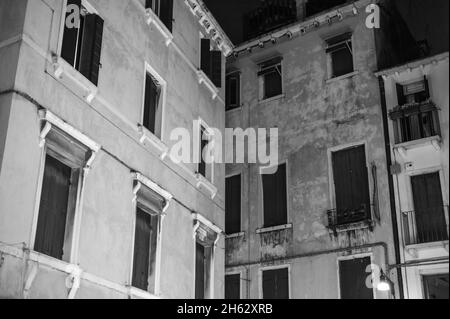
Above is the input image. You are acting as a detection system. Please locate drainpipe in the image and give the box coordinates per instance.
[377,76,404,299]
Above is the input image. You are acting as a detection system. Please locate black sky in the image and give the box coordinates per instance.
[204,0,449,55]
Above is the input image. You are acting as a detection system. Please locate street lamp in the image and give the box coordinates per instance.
[377,269,395,296]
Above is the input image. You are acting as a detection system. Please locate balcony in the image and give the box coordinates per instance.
[327,204,373,235]
[402,206,449,246]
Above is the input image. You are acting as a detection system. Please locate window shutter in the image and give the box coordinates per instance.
[159,0,174,32]
[143,74,159,133]
[225,274,240,299]
[79,14,104,86]
[195,243,205,299]
[201,39,211,76]
[396,83,406,106]
[339,257,373,299]
[226,73,240,110]
[262,164,287,228]
[423,76,430,100]
[225,175,241,234]
[210,50,222,88]
[263,268,289,299]
[132,208,152,291]
[61,0,81,66]
[34,156,71,260]
[198,127,208,177]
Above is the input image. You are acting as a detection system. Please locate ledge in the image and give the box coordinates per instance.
[326,71,359,84]
[195,173,218,199]
[328,219,374,236]
[50,54,98,103]
[258,94,285,105]
[394,136,442,159]
[226,105,243,114]
[256,223,293,234]
[197,70,220,100]
[225,232,245,239]
[145,8,173,46]
[138,125,169,160]
[128,287,161,300]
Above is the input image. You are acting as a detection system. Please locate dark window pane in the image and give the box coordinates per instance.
[262,164,287,228]
[225,274,241,299]
[159,0,173,32]
[34,155,72,260]
[423,274,449,299]
[132,208,153,291]
[263,268,289,299]
[331,46,353,78]
[143,74,160,134]
[339,257,373,299]
[198,127,208,177]
[264,67,282,99]
[195,243,206,299]
[225,175,241,234]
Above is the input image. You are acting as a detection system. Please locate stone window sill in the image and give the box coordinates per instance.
[50,54,98,103]
[197,70,220,100]
[326,71,359,84]
[394,136,442,157]
[145,8,173,46]
[128,287,161,300]
[328,219,374,235]
[138,125,169,160]
[258,94,285,105]
[195,173,218,199]
[225,232,245,239]
[256,223,293,234]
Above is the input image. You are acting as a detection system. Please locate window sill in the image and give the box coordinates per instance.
[225,232,245,239]
[226,105,243,114]
[326,71,359,84]
[50,54,98,103]
[256,223,292,234]
[258,94,285,105]
[145,8,173,46]
[128,287,161,300]
[405,241,449,258]
[195,173,218,199]
[394,135,442,157]
[197,70,220,100]
[138,125,169,160]
[328,219,374,235]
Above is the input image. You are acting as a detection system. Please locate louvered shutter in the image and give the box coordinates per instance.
[195,243,205,299]
[210,50,222,88]
[159,0,174,32]
[61,0,81,66]
[225,175,241,234]
[201,39,211,76]
[339,257,373,299]
[132,208,152,291]
[79,14,104,86]
[396,83,406,106]
[34,155,71,260]
[143,74,159,133]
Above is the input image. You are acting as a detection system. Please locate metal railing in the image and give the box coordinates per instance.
[327,204,371,228]
[402,206,449,246]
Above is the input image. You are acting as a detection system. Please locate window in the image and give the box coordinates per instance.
[390,77,440,144]
[35,111,100,262]
[262,164,287,228]
[258,57,283,100]
[326,33,354,78]
[200,38,222,88]
[143,72,162,137]
[226,72,241,111]
[225,274,241,299]
[145,0,174,32]
[61,0,104,86]
[339,257,374,299]
[262,268,289,299]
[423,274,449,299]
[131,173,171,294]
[225,175,241,235]
[330,145,371,226]
[198,124,213,182]
[402,173,449,245]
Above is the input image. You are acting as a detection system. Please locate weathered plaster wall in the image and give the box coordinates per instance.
[0,0,226,299]
[226,11,397,298]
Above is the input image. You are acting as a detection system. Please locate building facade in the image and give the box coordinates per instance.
[224,0,422,299]
[378,52,449,299]
[0,0,233,299]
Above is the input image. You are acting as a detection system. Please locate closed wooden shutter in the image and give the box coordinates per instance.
[210,50,222,88]
[143,74,160,133]
[61,0,81,66]
[132,208,152,291]
[332,146,370,223]
[225,274,240,299]
[201,39,211,76]
[198,127,208,177]
[262,164,287,228]
[339,257,373,299]
[263,268,289,299]
[79,14,104,86]
[226,73,240,110]
[195,243,205,299]
[159,0,174,32]
[411,173,448,243]
[225,175,241,234]
[34,155,72,260]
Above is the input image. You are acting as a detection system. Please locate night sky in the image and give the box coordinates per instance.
[204,0,449,55]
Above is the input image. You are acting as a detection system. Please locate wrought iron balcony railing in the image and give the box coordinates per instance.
[401,206,449,246]
[327,204,372,229]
